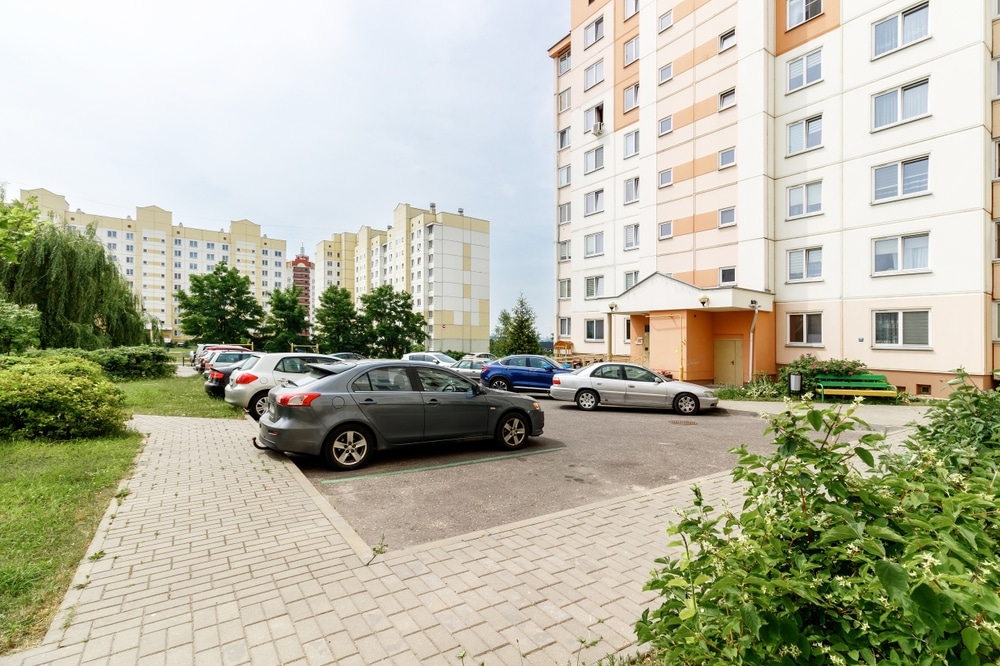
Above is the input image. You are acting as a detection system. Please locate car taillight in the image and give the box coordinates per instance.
[235,373,259,385]
[552,376,562,385]
[209,370,224,380]
[481,365,488,372]
[277,393,321,407]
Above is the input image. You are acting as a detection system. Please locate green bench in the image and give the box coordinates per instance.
[815,374,899,401]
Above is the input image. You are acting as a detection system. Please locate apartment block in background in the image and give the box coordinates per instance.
[550,0,998,394]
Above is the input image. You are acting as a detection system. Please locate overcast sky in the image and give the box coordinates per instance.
[2,1,570,335]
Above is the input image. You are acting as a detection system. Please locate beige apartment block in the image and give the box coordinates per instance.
[551,0,1000,395]
[21,188,288,342]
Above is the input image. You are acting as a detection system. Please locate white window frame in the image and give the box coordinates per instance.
[719,29,736,52]
[558,89,571,113]
[559,317,572,337]
[872,2,929,60]
[659,221,673,239]
[624,36,640,65]
[558,202,571,224]
[558,51,571,76]
[659,63,674,84]
[624,223,639,249]
[873,310,930,348]
[584,146,605,174]
[624,130,639,158]
[787,180,823,218]
[558,279,572,299]
[585,189,605,216]
[624,177,639,205]
[719,88,736,110]
[787,115,823,155]
[624,83,639,112]
[624,270,639,290]
[872,232,929,275]
[788,312,823,345]
[718,147,736,169]
[872,156,929,202]
[558,240,571,262]
[788,247,823,282]
[585,276,605,300]
[585,318,605,341]
[658,169,673,188]
[719,207,736,228]
[558,165,571,188]
[584,232,604,257]
[584,16,604,49]
[624,0,639,20]
[584,103,604,132]
[659,10,674,32]
[719,266,736,285]
[557,127,571,150]
[788,0,823,30]
[659,115,673,135]
[788,48,822,92]
[872,79,929,131]
[584,60,605,90]
[995,141,1000,181]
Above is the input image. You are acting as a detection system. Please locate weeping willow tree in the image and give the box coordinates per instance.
[0,222,147,349]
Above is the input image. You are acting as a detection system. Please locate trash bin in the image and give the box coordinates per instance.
[789,372,802,395]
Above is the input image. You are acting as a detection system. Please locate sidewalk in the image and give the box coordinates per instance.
[1,399,929,665]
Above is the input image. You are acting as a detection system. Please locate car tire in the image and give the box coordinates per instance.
[673,393,700,416]
[249,391,270,421]
[495,412,529,450]
[322,424,375,471]
[575,390,599,411]
[489,377,511,391]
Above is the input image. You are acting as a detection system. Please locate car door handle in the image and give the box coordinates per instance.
[425,398,440,406]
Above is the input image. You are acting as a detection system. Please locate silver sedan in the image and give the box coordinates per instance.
[449,358,485,379]
[549,362,718,415]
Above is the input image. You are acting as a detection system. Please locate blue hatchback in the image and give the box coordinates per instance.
[480,354,573,392]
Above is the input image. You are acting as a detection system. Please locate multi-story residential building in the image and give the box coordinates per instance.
[287,247,314,326]
[21,188,287,343]
[551,0,998,394]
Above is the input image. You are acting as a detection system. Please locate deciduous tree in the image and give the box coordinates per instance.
[313,285,363,354]
[176,262,263,344]
[0,300,40,354]
[0,185,39,264]
[260,285,309,352]
[358,285,427,358]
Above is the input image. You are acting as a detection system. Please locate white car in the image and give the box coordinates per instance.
[549,362,718,415]
[450,358,485,379]
[462,352,497,362]
[400,352,458,365]
[225,352,344,420]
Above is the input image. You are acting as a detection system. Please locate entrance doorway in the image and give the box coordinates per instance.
[713,338,743,386]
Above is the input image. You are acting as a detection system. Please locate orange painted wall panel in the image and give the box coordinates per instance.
[775,0,841,57]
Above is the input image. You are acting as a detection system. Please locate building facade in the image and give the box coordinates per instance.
[287,247,315,327]
[551,0,999,394]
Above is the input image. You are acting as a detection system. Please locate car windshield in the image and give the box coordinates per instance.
[430,353,457,364]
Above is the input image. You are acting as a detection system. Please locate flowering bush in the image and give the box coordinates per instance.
[777,354,867,396]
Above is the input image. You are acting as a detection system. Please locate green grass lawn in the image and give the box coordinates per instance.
[119,373,245,419]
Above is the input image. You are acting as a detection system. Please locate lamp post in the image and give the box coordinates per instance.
[607,302,617,361]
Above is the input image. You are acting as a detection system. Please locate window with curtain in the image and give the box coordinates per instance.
[875,310,929,346]
[584,60,604,89]
[873,3,928,58]
[873,157,928,201]
[585,232,604,257]
[558,241,571,262]
[788,0,822,29]
[624,36,639,65]
[585,146,604,173]
[788,116,822,155]
[874,233,929,273]
[558,279,571,299]
[625,130,639,157]
[625,270,639,290]
[789,313,823,344]
[585,276,605,299]
[788,180,823,218]
[873,79,928,129]
[624,84,639,112]
[585,190,604,215]
[788,247,822,281]
[558,202,571,224]
[624,178,639,204]
[624,224,639,249]
[584,16,604,48]
[559,317,571,336]
[788,49,822,92]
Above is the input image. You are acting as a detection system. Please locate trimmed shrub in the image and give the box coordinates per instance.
[778,353,867,396]
[11,346,174,381]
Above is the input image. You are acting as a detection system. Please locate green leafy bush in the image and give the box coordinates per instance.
[778,353,867,396]
[637,386,1000,664]
[9,346,173,381]
[0,356,129,439]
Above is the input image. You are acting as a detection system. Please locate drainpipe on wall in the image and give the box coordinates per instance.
[748,300,760,383]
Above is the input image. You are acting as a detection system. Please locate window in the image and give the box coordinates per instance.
[559,202,572,224]
[558,89,571,112]
[788,115,822,155]
[624,0,638,19]
[719,89,736,110]
[789,313,823,344]
[874,310,929,347]
[107,242,117,250]
[585,16,604,48]
[624,130,639,158]
[189,251,198,259]
[585,319,605,341]
[558,279,572,299]
[720,267,736,285]
[585,146,605,173]
[624,270,639,290]
[584,60,604,90]
[873,79,928,130]
[719,207,736,227]
[788,180,823,218]
[585,232,604,257]
[107,230,117,238]
[585,276,605,299]
[719,147,736,169]
[788,49,822,92]
[558,51,571,75]
[659,63,673,84]
[558,240,571,262]
[585,189,605,215]
[189,240,198,247]
[659,116,673,135]
[719,29,736,52]
[624,36,640,65]
[624,83,639,112]
[557,128,571,149]
[659,169,673,188]
[584,103,604,131]
[659,10,674,31]
[126,232,134,240]
[873,157,929,201]
[873,233,929,273]
[659,221,673,238]
[788,247,823,281]
[788,0,822,29]
[624,224,639,249]
[624,178,639,204]
[559,318,571,336]
[558,165,571,187]
[873,3,928,58]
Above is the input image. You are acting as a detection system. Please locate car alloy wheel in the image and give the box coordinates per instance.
[495,412,527,449]
[575,390,599,411]
[323,425,374,470]
[489,377,510,391]
[250,392,269,421]
[673,393,700,415]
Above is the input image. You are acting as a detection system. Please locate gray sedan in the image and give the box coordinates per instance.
[549,362,718,415]
[255,360,545,471]
[449,358,485,379]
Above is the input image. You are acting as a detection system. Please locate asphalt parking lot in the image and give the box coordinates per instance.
[291,399,779,550]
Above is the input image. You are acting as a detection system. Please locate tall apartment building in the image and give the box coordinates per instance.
[551,0,999,394]
[287,247,315,325]
[314,203,491,353]
[21,188,288,342]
